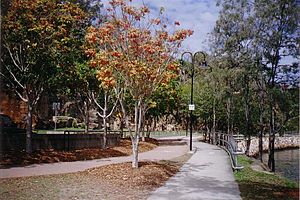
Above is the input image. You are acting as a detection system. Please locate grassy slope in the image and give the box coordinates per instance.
[234,155,299,200]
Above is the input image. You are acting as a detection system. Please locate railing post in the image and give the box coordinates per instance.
[64,130,66,151]
[234,152,237,167]
[67,131,70,151]
[222,133,224,146]
[220,133,223,146]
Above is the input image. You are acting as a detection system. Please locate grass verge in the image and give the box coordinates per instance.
[234,155,299,200]
[34,128,85,134]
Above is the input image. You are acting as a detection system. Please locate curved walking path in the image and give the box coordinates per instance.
[0,144,188,179]
[0,137,241,200]
[148,141,241,200]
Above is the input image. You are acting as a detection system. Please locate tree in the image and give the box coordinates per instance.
[1,0,87,153]
[84,0,192,168]
[145,76,181,138]
[91,77,122,148]
[212,0,258,152]
[211,0,299,171]
[254,0,299,171]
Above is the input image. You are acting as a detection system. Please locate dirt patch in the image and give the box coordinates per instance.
[0,154,191,200]
[0,138,158,167]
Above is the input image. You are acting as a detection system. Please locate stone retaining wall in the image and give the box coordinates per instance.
[237,135,299,156]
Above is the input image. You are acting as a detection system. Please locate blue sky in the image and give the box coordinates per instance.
[100,0,297,65]
[101,0,220,53]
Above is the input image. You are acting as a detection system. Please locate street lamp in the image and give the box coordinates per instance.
[181,51,207,151]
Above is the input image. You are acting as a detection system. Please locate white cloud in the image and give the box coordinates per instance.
[100,0,220,53]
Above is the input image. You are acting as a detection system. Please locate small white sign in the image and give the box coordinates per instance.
[189,104,195,111]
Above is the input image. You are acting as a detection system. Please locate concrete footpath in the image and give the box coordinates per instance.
[148,141,241,200]
[1,138,242,200]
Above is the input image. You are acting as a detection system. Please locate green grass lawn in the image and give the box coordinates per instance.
[34,127,85,134]
[234,155,299,200]
[149,131,202,138]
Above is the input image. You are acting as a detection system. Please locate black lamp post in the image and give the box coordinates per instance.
[181,51,207,151]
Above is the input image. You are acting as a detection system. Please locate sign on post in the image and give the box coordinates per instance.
[188,104,195,111]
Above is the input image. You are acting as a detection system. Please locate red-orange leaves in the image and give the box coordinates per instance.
[111,51,122,58]
[85,49,96,57]
[141,6,150,14]
[167,63,179,71]
[152,18,161,25]
[128,28,141,39]
[96,69,116,89]
[158,31,168,40]
[84,0,192,95]
[89,60,98,68]
[169,29,194,42]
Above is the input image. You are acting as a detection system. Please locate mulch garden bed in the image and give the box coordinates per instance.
[0,153,191,200]
[0,138,159,167]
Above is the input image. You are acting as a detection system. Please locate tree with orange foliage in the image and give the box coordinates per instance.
[85,0,192,168]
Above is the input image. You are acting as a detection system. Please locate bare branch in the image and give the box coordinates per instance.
[107,90,121,118]
[5,65,25,89]
[96,111,104,118]
[3,44,22,71]
[32,87,44,106]
[15,89,28,103]
[91,91,104,111]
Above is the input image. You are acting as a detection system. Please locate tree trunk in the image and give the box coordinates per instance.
[226,97,231,134]
[146,119,151,138]
[141,105,145,142]
[120,119,124,138]
[268,132,275,171]
[131,135,139,168]
[268,92,275,172]
[258,70,264,162]
[103,116,107,149]
[186,114,188,137]
[84,100,89,134]
[26,105,33,153]
[141,125,145,141]
[154,117,157,132]
[205,123,210,142]
[132,100,142,168]
[244,75,251,156]
[119,97,139,168]
[212,97,216,144]
[119,98,131,135]
[102,93,108,149]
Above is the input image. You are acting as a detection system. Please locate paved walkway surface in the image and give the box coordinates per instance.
[0,143,188,179]
[148,141,241,200]
[1,137,241,200]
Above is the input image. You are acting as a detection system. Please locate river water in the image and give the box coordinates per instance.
[262,148,299,182]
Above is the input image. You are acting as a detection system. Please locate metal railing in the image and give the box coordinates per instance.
[208,132,244,170]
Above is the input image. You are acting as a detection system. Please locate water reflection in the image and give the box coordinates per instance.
[263,148,299,182]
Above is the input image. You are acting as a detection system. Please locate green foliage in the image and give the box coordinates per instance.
[1,0,88,100]
[147,78,181,118]
[207,0,299,137]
